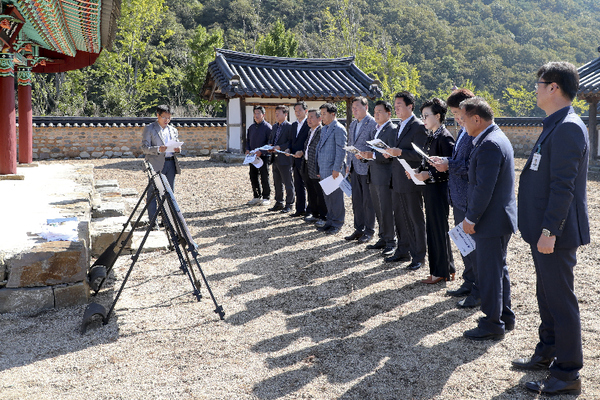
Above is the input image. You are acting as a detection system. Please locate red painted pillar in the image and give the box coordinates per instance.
[17,66,32,164]
[0,53,17,175]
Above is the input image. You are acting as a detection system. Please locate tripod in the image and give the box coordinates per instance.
[81,161,225,333]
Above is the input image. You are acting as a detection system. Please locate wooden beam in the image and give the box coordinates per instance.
[590,98,598,160]
[208,80,218,101]
[346,98,353,134]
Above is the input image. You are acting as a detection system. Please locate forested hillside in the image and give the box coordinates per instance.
[31,0,600,117]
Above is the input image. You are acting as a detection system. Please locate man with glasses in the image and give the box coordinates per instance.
[142,104,182,225]
[513,62,589,396]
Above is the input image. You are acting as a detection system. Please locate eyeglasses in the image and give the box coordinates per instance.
[422,113,432,119]
[535,81,553,90]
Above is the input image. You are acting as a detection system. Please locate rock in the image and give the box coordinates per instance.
[130,231,169,254]
[91,152,103,158]
[105,151,113,157]
[113,151,123,157]
[92,201,126,218]
[5,241,88,288]
[0,287,54,313]
[200,149,210,156]
[80,152,90,159]
[87,147,95,152]
[53,281,90,308]
[121,146,130,151]
[123,151,133,157]
[95,180,119,189]
[90,216,133,257]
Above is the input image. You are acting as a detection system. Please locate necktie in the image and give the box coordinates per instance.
[273,124,282,144]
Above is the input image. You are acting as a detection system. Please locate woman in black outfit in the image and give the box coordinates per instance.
[412,98,456,284]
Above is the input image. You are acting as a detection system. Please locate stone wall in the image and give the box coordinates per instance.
[15,118,227,160]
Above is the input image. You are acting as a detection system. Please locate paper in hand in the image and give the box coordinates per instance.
[165,139,184,153]
[366,139,392,156]
[319,174,344,195]
[398,158,425,185]
[243,153,257,165]
[411,142,432,163]
[448,223,476,256]
[343,145,361,155]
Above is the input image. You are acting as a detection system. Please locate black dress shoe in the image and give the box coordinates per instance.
[358,234,373,244]
[280,207,292,213]
[344,231,364,241]
[525,376,581,395]
[457,295,481,308]
[317,224,331,232]
[512,355,553,370]
[290,211,304,217]
[446,286,471,297]
[477,316,515,332]
[384,253,411,263]
[463,327,504,341]
[406,261,422,270]
[381,246,395,257]
[324,226,340,235]
[304,214,318,222]
[268,204,284,212]
[366,239,386,250]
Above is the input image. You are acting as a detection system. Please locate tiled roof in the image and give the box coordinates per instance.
[202,49,382,101]
[578,49,600,99]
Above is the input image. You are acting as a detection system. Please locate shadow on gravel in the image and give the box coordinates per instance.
[252,296,491,400]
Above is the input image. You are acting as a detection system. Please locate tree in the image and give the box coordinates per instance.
[503,85,536,116]
[185,25,225,115]
[255,20,298,57]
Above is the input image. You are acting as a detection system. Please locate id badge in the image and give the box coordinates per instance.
[530,153,541,171]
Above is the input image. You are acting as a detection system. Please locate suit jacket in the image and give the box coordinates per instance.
[141,121,181,174]
[518,106,589,248]
[269,120,294,166]
[347,114,377,176]
[304,126,322,180]
[316,119,347,179]
[466,124,517,238]
[290,118,310,153]
[448,127,473,211]
[367,121,398,186]
[391,116,427,193]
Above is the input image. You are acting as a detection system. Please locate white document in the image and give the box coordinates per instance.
[165,139,184,153]
[340,177,352,197]
[366,139,392,156]
[258,145,274,151]
[411,142,432,163]
[319,174,345,196]
[343,145,361,155]
[398,158,425,186]
[251,157,264,169]
[448,223,476,256]
[243,153,257,165]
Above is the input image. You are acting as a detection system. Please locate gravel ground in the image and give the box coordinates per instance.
[1,156,599,400]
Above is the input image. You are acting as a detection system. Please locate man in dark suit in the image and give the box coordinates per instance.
[245,106,272,207]
[344,97,377,244]
[512,62,588,396]
[268,105,295,213]
[360,100,398,256]
[315,103,347,235]
[293,108,327,224]
[290,101,310,217]
[384,92,427,268]
[460,97,517,342]
[141,104,182,225]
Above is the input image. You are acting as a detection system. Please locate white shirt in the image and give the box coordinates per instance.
[296,117,307,137]
[305,127,318,160]
[397,114,414,138]
[161,125,173,157]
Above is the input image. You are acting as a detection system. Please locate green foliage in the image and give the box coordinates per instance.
[503,86,537,117]
[256,20,298,58]
[185,25,225,114]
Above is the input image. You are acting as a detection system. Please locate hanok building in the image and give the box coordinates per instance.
[201,49,382,152]
[0,0,120,175]
[578,46,600,160]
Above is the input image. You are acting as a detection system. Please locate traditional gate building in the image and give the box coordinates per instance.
[201,49,382,153]
[0,0,120,175]
[578,47,600,160]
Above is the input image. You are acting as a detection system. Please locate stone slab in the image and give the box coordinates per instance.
[6,241,88,288]
[120,188,138,197]
[54,281,90,308]
[209,152,245,164]
[0,174,25,180]
[91,216,133,257]
[95,180,119,189]
[92,201,126,218]
[0,286,54,313]
[130,231,169,254]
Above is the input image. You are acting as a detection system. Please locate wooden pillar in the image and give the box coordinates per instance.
[590,98,598,160]
[17,66,33,164]
[0,53,17,175]
[345,99,353,134]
